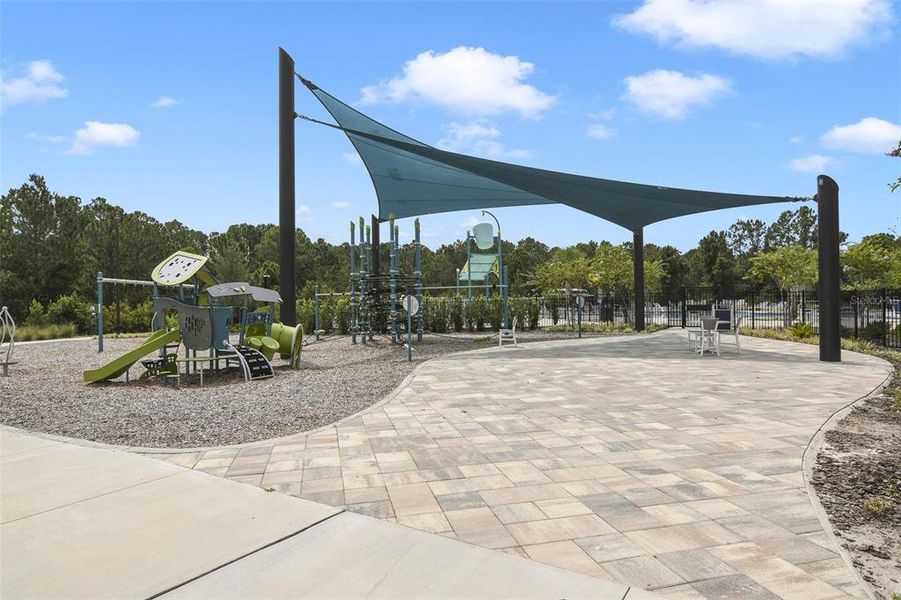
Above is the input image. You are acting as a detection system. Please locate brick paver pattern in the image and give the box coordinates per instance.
[151,330,890,599]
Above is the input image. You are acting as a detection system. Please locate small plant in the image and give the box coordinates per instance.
[862,496,893,517]
[787,321,815,339]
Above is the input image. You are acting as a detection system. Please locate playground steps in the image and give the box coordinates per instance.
[220,344,274,382]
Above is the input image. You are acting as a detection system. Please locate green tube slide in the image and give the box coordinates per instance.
[83,329,181,383]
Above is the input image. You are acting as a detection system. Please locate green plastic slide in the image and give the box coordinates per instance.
[83,329,181,383]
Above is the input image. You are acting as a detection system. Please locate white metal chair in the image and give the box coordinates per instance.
[696,317,722,356]
[499,316,518,347]
[711,306,741,353]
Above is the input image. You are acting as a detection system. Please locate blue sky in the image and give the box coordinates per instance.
[2,1,899,251]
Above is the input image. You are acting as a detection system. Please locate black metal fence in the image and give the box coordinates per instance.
[535,288,901,348]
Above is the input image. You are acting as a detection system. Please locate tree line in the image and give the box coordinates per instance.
[2,174,899,330]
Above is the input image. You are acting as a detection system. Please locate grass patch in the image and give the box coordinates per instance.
[14,323,79,342]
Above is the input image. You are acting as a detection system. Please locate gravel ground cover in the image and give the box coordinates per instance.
[0,330,620,449]
[811,375,901,599]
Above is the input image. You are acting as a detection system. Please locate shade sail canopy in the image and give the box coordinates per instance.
[301,78,803,232]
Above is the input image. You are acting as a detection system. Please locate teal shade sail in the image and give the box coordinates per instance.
[301,78,803,232]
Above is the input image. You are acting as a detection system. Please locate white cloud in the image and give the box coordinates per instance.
[623,70,730,119]
[26,132,67,144]
[0,59,69,107]
[820,117,901,154]
[151,96,178,108]
[359,46,556,118]
[299,205,311,214]
[788,154,833,174]
[459,216,481,230]
[587,123,616,140]
[789,135,805,145]
[332,201,349,209]
[342,152,364,166]
[436,121,530,160]
[613,0,893,59]
[70,121,139,154]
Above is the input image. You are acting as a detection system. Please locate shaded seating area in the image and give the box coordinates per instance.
[687,306,743,356]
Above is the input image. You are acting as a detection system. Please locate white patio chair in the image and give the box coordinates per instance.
[714,308,743,354]
[686,304,713,351]
[696,317,722,356]
[499,316,518,347]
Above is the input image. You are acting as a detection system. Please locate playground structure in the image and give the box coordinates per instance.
[83,251,303,385]
[1,306,17,377]
[315,213,510,349]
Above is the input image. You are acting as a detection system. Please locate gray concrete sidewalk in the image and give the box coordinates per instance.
[0,428,648,599]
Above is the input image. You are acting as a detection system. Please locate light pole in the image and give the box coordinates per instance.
[481,210,508,328]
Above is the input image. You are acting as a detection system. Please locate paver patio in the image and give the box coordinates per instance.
[150,329,890,598]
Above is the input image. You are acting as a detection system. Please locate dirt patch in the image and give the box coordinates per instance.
[811,364,901,599]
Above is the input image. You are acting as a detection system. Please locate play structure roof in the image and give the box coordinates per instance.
[151,251,216,287]
[458,253,499,283]
[300,78,803,232]
[206,282,283,303]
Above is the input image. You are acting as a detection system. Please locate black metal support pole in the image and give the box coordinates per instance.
[633,228,645,332]
[371,214,381,280]
[817,175,841,362]
[278,47,296,326]
[371,214,381,332]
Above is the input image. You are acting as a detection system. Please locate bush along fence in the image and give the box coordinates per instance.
[18,286,899,348]
[306,295,542,336]
[536,287,900,348]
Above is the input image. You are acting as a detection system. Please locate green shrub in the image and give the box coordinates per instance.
[24,299,48,327]
[527,298,541,330]
[861,320,887,341]
[488,296,503,330]
[46,294,93,332]
[470,297,488,331]
[334,296,351,335]
[449,297,464,332]
[318,297,335,333]
[788,321,815,339]
[296,298,315,334]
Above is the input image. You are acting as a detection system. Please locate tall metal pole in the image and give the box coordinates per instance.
[366,224,373,341]
[278,47,296,326]
[389,215,397,342]
[415,218,423,342]
[817,176,841,362]
[466,232,473,300]
[371,214,381,333]
[633,228,645,332]
[97,271,104,352]
[350,221,357,344]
